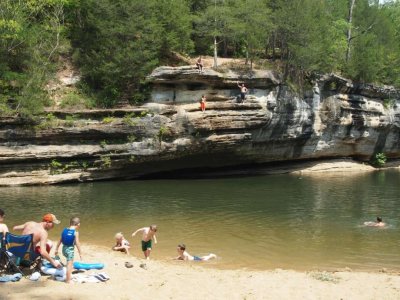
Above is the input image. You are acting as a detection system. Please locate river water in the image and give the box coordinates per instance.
[1,170,399,271]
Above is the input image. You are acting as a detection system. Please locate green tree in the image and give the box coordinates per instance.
[345,0,400,84]
[155,0,194,56]
[68,0,163,106]
[380,1,400,86]
[68,0,194,106]
[193,0,232,66]
[0,0,69,117]
[228,0,272,69]
[0,0,68,116]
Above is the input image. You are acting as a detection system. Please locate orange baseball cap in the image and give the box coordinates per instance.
[42,213,61,224]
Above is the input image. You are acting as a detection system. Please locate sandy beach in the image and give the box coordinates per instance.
[1,244,399,300]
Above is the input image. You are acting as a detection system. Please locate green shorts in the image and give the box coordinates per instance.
[62,245,75,262]
[141,240,152,252]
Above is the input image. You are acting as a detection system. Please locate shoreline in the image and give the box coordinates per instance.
[1,158,399,187]
[1,245,399,300]
[79,243,400,274]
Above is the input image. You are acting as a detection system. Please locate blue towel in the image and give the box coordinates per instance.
[0,273,22,282]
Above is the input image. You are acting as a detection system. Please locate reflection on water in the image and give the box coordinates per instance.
[1,170,399,271]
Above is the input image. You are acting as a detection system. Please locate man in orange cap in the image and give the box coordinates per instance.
[13,213,62,268]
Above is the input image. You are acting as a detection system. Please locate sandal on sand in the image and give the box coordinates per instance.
[93,273,110,282]
[139,263,147,270]
[125,262,133,268]
[97,273,110,281]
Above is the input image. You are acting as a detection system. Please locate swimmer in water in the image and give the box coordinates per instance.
[364,216,386,227]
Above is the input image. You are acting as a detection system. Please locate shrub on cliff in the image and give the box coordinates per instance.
[371,152,387,168]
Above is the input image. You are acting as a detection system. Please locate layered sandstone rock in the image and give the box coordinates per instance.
[0,66,399,185]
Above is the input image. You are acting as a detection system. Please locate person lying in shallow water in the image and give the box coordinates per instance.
[174,243,217,261]
[364,216,386,227]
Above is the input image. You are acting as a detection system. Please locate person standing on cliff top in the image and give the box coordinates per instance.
[196,56,204,73]
[237,82,248,103]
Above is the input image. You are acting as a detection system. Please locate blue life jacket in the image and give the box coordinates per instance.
[61,228,76,246]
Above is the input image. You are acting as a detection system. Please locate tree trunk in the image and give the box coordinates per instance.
[213,0,218,68]
[213,36,218,68]
[346,0,356,63]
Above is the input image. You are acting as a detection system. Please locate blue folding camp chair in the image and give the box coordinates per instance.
[0,232,3,249]
[0,232,41,275]
[0,232,19,275]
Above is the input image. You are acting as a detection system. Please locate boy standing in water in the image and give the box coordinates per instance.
[55,217,82,283]
[132,225,157,260]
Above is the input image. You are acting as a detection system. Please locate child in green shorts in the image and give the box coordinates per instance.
[132,224,157,260]
[55,217,82,283]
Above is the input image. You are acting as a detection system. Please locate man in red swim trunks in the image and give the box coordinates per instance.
[13,213,62,268]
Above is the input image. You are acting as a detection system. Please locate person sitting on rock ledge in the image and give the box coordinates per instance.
[196,56,204,73]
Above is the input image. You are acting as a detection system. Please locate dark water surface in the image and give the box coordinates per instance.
[1,171,399,271]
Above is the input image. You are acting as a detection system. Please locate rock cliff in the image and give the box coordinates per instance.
[0,66,399,185]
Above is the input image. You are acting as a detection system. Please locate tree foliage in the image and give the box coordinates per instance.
[67,0,193,107]
[1,0,400,113]
[0,0,69,117]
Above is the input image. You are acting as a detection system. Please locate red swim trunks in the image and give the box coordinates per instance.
[35,242,52,254]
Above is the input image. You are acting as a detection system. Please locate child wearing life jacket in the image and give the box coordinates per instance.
[55,217,82,283]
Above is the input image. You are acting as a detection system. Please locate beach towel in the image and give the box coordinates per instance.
[0,273,22,282]
[68,272,110,283]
